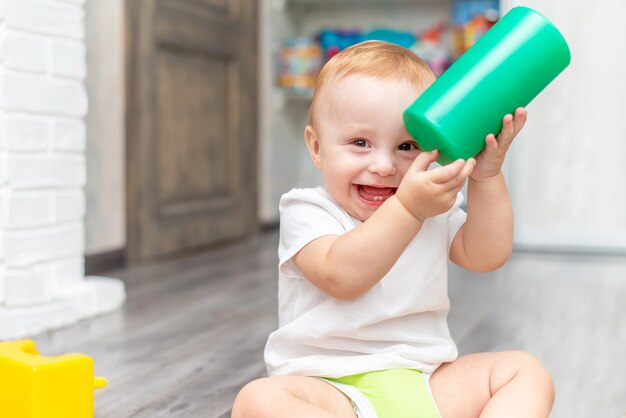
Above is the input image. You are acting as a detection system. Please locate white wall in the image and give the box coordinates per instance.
[504,0,626,252]
[84,0,125,255]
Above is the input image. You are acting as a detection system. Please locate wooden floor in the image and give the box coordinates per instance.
[34,230,626,418]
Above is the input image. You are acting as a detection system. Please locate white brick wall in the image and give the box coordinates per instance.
[7,154,86,188]
[53,118,85,152]
[51,39,86,79]
[2,32,47,74]
[4,0,84,39]
[4,115,51,151]
[0,190,54,228]
[0,151,7,185]
[0,0,125,340]
[54,190,85,223]
[1,74,88,116]
[4,222,85,267]
[4,267,50,307]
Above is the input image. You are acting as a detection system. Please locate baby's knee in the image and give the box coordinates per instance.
[232,377,288,418]
[512,351,553,380]
[501,351,555,399]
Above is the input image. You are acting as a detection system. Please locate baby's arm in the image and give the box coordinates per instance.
[450,108,527,271]
[293,150,474,300]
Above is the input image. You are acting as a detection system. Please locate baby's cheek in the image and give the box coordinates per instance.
[399,157,418,173]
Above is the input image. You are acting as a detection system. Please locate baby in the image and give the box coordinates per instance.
[233,41,554,418]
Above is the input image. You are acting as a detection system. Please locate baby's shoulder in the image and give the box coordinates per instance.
[280,186,356,230]
[280,186,336,210]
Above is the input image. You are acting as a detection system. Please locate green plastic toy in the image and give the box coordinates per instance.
[403,6,571,165]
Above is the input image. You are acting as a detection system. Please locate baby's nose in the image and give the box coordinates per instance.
[368,154,397,176]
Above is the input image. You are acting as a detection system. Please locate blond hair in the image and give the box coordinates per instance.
[309,40,434,129]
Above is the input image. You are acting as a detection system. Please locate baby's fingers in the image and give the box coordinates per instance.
[458,158,476,182]
[497,114,515,146]
[429,159,465,184]
[409,149,439,173]
[484,133,498,154]
[512,107,527,133]
[496,108,527,147]
[444,158,475,191]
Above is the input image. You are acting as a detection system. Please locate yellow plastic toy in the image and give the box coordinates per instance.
[0,339,107,418]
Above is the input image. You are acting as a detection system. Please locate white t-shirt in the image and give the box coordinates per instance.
[264,186,467,378]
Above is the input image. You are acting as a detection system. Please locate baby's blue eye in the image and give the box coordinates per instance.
[399,142,417,151]
[353,139,367,147]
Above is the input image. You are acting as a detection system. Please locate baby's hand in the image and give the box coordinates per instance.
[396,150,475,222]
[471,107,527,182]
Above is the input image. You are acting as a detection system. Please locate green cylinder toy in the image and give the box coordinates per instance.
[403,6,571,165]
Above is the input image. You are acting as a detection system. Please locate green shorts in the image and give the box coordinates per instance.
[323,369,441,418]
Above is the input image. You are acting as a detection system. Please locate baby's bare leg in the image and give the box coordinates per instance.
[232,375,357,418]
[430,351,555,418]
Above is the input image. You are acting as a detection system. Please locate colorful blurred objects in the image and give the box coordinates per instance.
[278,37,323,92]
[318,28,418,62]
[411,23,450,76]
[452,0,500,57]
[319,29,364,60]
[276,1,501,90]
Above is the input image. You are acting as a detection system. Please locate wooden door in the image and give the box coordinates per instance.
[126,0,258,262]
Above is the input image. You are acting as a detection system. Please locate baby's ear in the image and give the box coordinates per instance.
[304,125,322,169]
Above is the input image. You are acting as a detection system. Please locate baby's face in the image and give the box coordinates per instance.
[312,74,428,221]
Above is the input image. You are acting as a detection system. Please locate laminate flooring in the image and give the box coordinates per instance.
[33,231,626,418]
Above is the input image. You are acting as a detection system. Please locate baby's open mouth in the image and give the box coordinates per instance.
[356,185,397,204]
